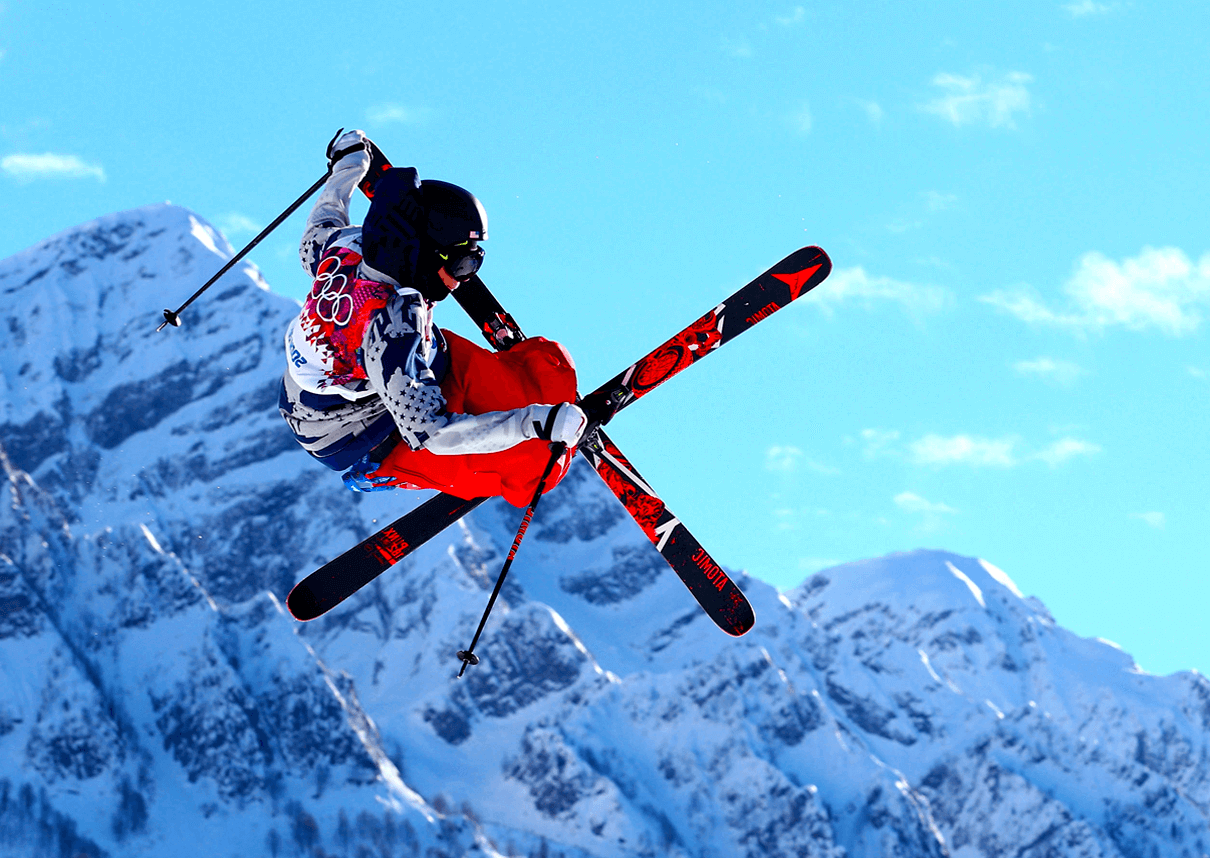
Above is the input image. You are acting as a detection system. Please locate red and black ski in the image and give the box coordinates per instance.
[287,244,830,628]
[286,493,484,622]
[578,432,754,635]
[580,245,831,423]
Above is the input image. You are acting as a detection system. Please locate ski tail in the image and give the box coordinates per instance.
[582,430,755,636]
[287,493,486,621]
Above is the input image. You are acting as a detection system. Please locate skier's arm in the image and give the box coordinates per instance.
[362,297,584,454]
[299,130,372,277]
[360,300,447,449]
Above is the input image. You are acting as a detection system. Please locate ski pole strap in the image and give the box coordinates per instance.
[456,442,566,677]
[157,168,333,332]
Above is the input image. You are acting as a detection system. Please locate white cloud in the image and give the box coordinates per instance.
[888,192,957,231]
[766,445,838,475]
[982,247,1210,336]
[813,266,949,317]
[895,491,957,532]
[907,433,1100,468]
[1131,511,1165,529]
[766,445,803,473]
[366,103,430,125]
[694,87,729,105]
[721,36,753,58]
[894,491,957,515]
[1,152,105,182]
[1033,437,1102,467]
[910,434,1019,467]
[922,190,958,211]
[921,71,1033,129]
[1189,366,1208,380]
[859,428,901,458]
[773,506,832,533]
[886,217,923,234]
[915,255,956,272]
[1063,0,1114,16]
[775,6,806,26]
[865,427,1100,469]
[791,103,813,135]
[1013,356,1085,386]
[216,213,261,237]
[858,100,884,124]
[773,508,798,531]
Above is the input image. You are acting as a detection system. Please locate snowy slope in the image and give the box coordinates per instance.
[1,205,1207,857]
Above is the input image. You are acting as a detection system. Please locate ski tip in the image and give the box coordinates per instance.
[286,582,321,622]
[791,245,832,277]
[796,244,831,262]
[813,246,832,275]
[767,247,832,302]
[709,594,755,637]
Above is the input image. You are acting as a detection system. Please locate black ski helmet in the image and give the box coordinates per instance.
[361,169,488,300]
[421,180,488,246]
[415,180,488,297]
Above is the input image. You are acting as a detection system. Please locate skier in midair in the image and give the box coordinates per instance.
[279,130,588,504]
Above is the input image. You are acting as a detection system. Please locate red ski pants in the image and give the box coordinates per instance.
[372,330,578,507]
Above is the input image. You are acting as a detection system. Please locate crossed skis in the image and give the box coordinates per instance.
[286,143,831,634]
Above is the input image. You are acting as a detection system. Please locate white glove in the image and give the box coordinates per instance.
[536,402,589,447]
[422,402,589,456]
[326,128,371,171]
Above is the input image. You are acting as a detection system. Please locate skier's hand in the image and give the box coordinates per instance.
[577,389,615,427]
[539,402,589,448]
[326,128,371,170]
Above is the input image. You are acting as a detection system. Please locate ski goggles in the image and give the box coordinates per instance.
[437,241,484,282]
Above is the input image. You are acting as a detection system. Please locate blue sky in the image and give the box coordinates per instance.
[2,1,1207,676]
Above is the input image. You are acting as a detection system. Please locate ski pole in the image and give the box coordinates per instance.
[156,172,326,331]
[157,129,352,332]
[456,442,567,677]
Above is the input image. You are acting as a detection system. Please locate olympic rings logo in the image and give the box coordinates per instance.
[311,255,354,327]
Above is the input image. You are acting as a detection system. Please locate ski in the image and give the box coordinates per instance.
[578,244,831,424]
[287,493,484,622]
[578,432,754,635]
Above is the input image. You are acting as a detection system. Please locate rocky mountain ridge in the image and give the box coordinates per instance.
[0,205,1206,857]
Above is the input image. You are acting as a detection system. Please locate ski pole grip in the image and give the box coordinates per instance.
[359,140,394,199]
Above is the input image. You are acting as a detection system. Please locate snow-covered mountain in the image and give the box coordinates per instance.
[1,205,1207,858]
